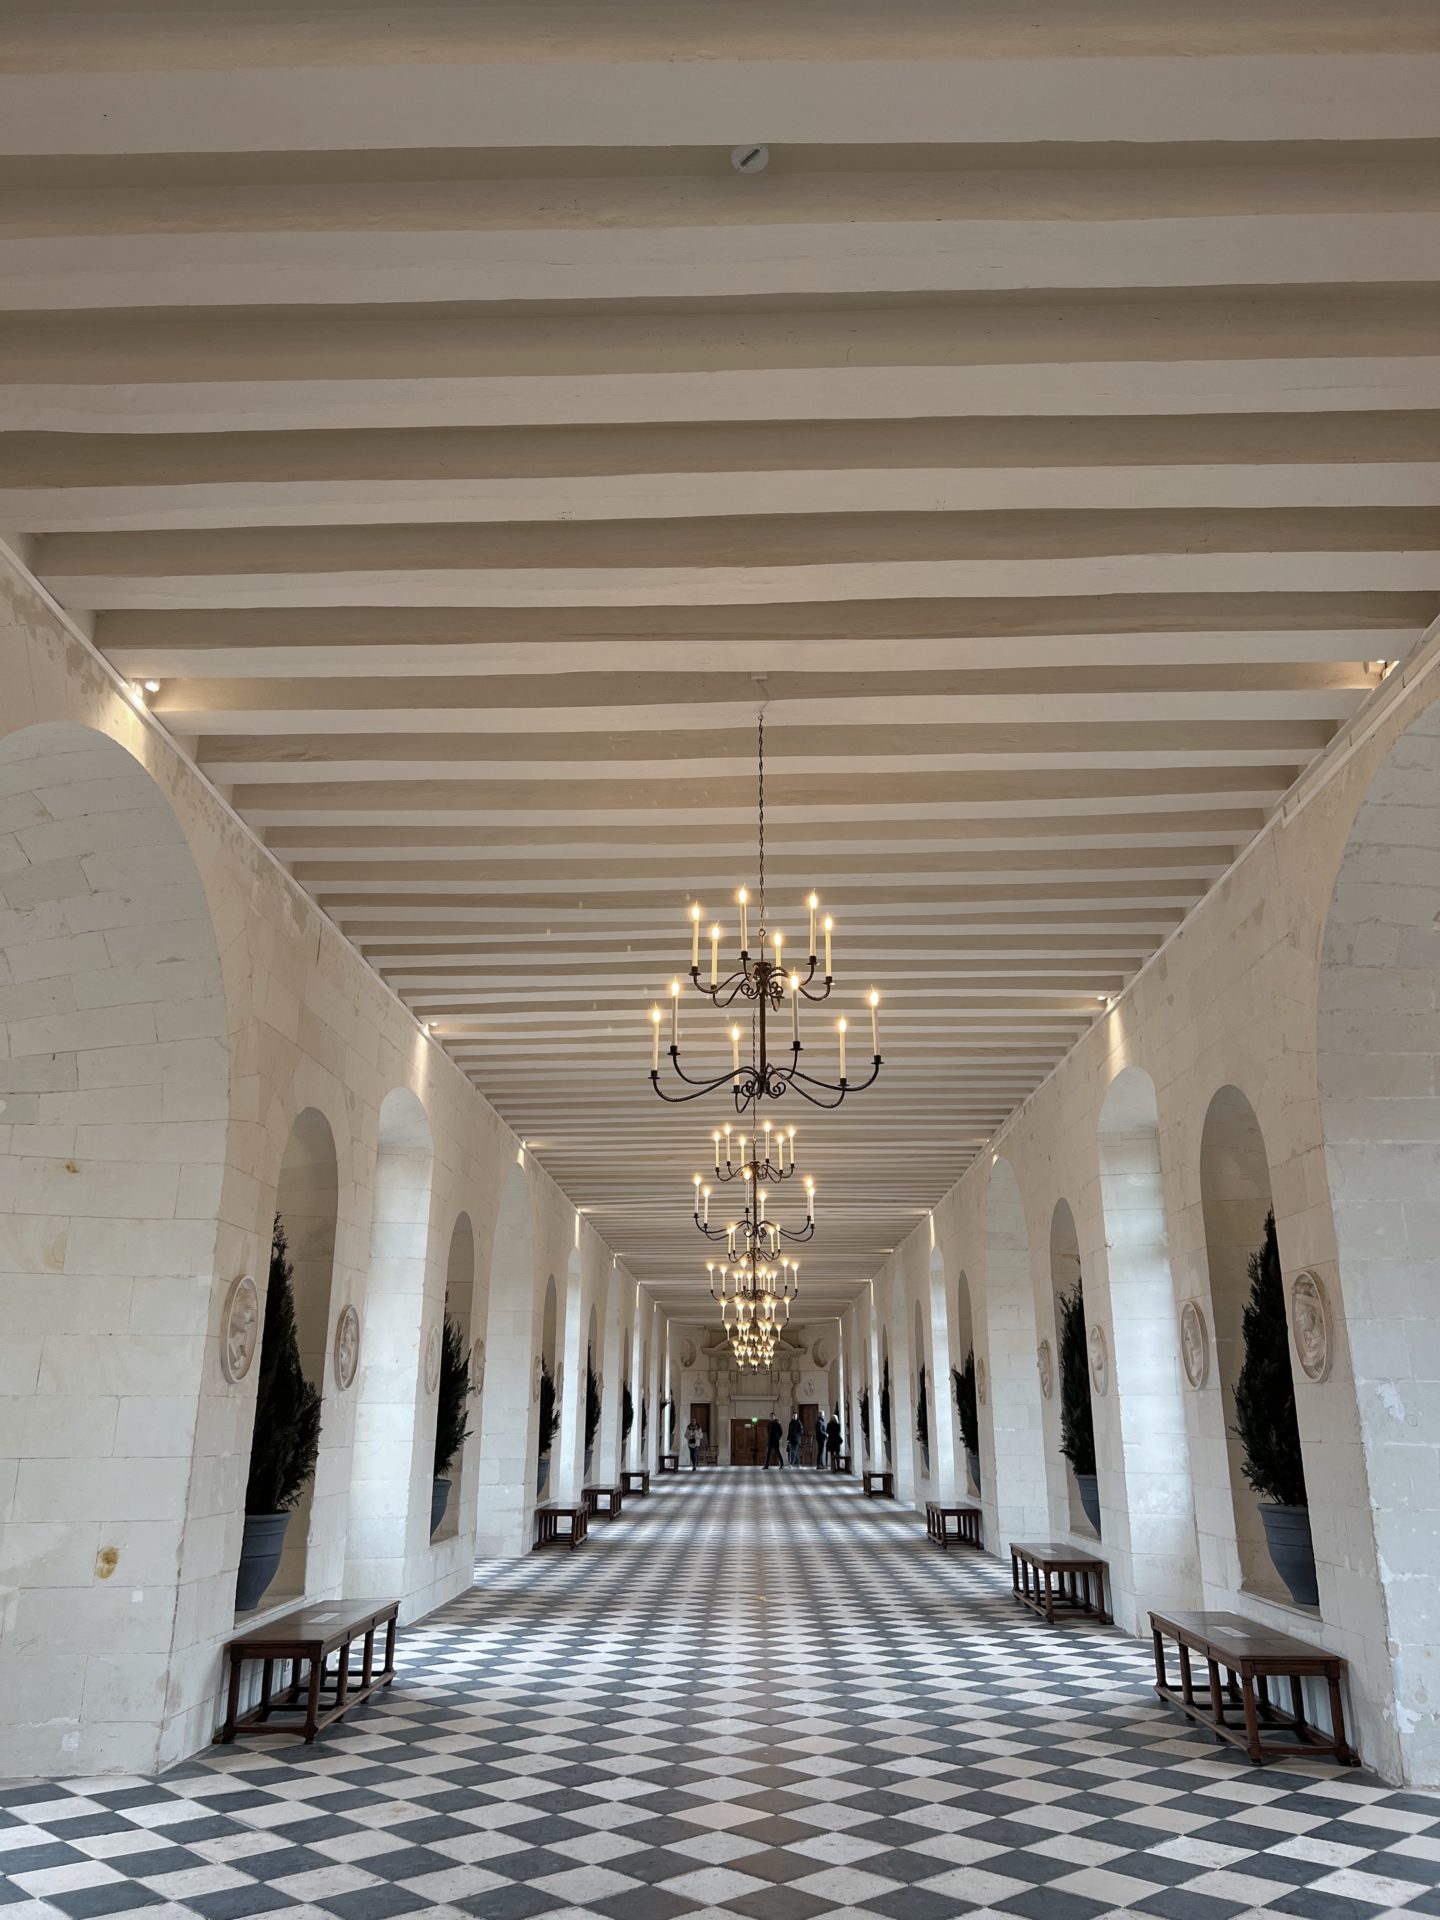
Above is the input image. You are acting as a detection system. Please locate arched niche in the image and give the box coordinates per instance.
[1319,698,1440,1782]
[431,1211,475,1545]
[1199,1084,1303,1604]
[1049,1197,1097,1537]
[913,1293,931,1482]
[983,1157,1048,1541]
[476,1160,538,1557]
[345,1086,435,1593]
[879,1324,892,1462]
[953,1268,978,1494]
[261,1106,340,1604]
[1097,1065,1198,1616]
[584,1300,600,1477]
[0,722,230,1777]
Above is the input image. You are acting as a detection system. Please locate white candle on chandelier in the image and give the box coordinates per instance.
[670,978,681,1048]
[710,923,720,986]
[712,1129,722,1170]
[837,1015,847,1082]
[772,929,783,972]
[808,893,819,957]
[702,1184,711,1224]
[869,987,880,1056]
[731,1023,741,1075]
[824,915,833,978]
[723,1122,732,1166]
[805,1176,816,1222]
[650,1004,661,1070]
[789,969,800,1044]
[690,902,701,971]
[692,1173,702,1211]
[738,887,749,954]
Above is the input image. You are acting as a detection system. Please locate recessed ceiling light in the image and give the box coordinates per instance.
[731,144,769,174]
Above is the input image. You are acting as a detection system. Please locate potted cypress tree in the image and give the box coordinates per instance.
[1058,1280,1100,1534]
[431,1313,470,1536]
[237,1219,323,1611]
[536,1357,561,1496]
[880,1356,892,1460]
[583,1350,601,1480]
[952,1349,980,1493]
[858,1386,871,1458]
[622,1380,634,1453]
[915,1365,929,1475]
[1233,1212,1317,1606]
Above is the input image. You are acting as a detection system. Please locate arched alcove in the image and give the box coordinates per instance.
[584,1301,600,1480]
[1319,698,1440,1781]
[1199,1084,1303,1604]
[1049,1198,1097,1537]
[262,1106,340,1604]
[551,1250,586,1501]
[1097,1066,1198,1615]
[476,1160,537,1557]
[983,1157,1048,1541]
[879,1325,892,1462]
[0,722,230,1777]
[431,1211,475,1545]
[913,1294,931,1482]
[345,1086,434,1593]
[538,1272,559,1497]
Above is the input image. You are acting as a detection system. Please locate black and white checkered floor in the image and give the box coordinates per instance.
[5,1471,1439,1920]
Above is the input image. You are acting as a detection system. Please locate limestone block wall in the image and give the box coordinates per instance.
[861,629,1440,1786]
[0,559,656,1777]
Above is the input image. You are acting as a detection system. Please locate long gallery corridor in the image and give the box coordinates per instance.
[5,1473,1439,1920]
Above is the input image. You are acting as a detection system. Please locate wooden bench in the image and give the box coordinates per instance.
[620,1467,650,1496]
[1150,1610,1355,1766]
[535,1503,588,1551]
[699,1444,718,1467]
[216,1599,397,1745]
[828,1451,852,1474]
[862,1469,894,1499]
[926,1502,983,1550]
[1010,1542,1111,1624]
[583,1484,623,1520]
[658,1452,680,1474]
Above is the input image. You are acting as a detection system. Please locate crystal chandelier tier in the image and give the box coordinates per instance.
[648,712,882,1113]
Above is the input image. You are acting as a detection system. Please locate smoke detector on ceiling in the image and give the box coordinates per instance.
[731,144,770,174]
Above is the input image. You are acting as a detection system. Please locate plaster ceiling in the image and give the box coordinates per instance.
[3,1,1438,1315]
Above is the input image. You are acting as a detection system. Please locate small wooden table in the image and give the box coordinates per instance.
[926,1502,983,1550]
[535,1503,588,1551]
[620,1467,650,1496]
[829,1452,852,1474]
[658,1452,680,1474]
[1150,1610,1355,1765]
[1010,1542,1111,1624]
[583,1484,623,1520]
[217,1599,397,1745]
[862,1469,894,1499]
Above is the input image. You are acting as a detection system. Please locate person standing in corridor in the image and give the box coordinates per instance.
[787,1412,803,1466]
[764,1415,784,1468]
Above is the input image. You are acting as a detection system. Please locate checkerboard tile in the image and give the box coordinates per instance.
[3,1471,1438,1919]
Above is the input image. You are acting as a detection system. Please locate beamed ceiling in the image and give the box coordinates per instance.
[3,0,1439,1317]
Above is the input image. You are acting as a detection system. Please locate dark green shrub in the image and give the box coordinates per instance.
[880,1356,892,1453]
[1233,1211,1307,1507]
[538,1357,561,1455]
[858,1387,871,1451]
[1057,1280,1096,1476]
[433,1313,470,1477]
[245,1219,323,1514]
[622,1380,634,1444]
[952,1350,979,1455]
[915,1365,928,1448]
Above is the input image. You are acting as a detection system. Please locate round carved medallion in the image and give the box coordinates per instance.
[976,1358,988,1405]
[469,1336,486,1397]
[1179,1300,1208,1389]
[1036,1338,1053,1399]
[221,1273,259,1384]
[423,1323,442,1394]
[1291,1271,1331,1382]
[532,1354,543,1403]
[1088,1322,1109,1396]
[333,1304,361,1391]
[811,1337,830,1369]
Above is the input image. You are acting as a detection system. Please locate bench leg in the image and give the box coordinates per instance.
[382,1614,397,1682]
[304,1658,323,1742]
[1178,1642,1195,1708]
[1206,1657,1225,1742]
[1152,1626,1168,1694]
[1043,1568,1055,1624]
[218,1655,243,1742]
[1327,1672,1353,1764]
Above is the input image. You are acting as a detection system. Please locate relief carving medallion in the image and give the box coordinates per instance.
[469,1336,486,1398]
[1088,1322,1109,1397]
[333,1303,361,1391]
[532,1354,543,1402]
[423,1323,441,1394]
[1036,1338,1053,1399]
[976,1358,987,1405]
[221,1274,260,1384]
[1291,1271,1332,1382]
[811,1337,830,1369]
[1179,1299,1208,1389]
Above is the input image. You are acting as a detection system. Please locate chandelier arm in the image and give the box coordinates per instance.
[691,967,758,1007]
[649,1062,746,1104]
[797,976,833,1002]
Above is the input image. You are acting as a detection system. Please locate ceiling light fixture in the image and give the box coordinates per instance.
[648,711,882,1112]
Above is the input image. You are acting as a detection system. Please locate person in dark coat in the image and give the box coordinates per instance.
[764,1415,784,1468]
[787,1413,803,1466]
[827,1414,842,1467]
[814,1414,829,1467]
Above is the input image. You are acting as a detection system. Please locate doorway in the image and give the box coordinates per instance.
[731,1419,763,1466]
[800,1402,821,1466]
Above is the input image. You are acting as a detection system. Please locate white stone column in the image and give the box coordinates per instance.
[552,1254,586,1504]
[927,1254,960,1503]
[597,1267,625,1483]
